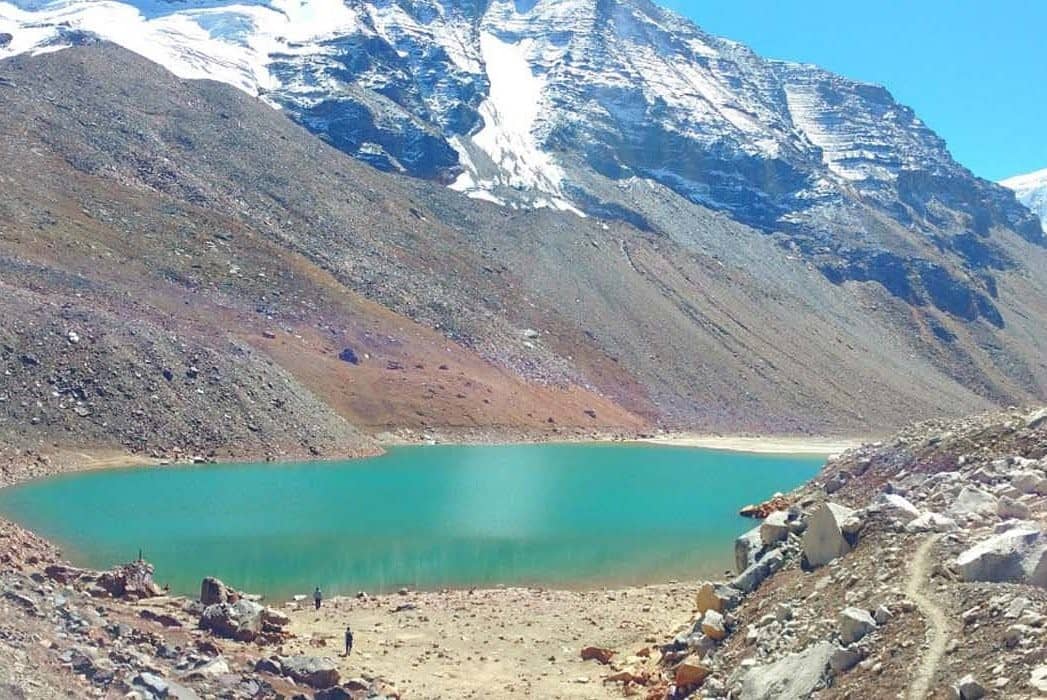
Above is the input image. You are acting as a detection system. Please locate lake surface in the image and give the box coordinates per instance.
[0,444,823,598]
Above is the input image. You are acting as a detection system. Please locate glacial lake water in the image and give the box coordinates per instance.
[0,444,823,598]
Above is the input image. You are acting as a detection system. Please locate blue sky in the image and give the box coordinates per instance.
[660,1,1046,182]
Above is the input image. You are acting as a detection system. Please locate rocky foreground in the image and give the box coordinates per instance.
[1,407,1046,699]
[615,406,1047,699]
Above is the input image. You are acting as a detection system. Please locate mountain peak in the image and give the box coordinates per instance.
[1002,167,1047,233]
[1,0,1042,325]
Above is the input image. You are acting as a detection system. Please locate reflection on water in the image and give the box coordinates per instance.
[0,444,823,597]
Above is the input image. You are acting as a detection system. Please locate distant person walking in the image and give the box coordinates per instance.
[344,625,354,656]
[313,586,323,610]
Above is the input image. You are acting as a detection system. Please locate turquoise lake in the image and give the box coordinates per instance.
[0,444,823,598]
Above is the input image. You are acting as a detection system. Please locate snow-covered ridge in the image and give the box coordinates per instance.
[1002,168,1047,233]
[0,0,1039,253]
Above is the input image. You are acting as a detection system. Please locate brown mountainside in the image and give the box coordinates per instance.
[2,45,1047,458]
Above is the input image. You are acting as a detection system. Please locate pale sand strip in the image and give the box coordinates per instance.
[635,435,866,455]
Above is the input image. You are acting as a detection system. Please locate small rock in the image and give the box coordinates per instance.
[580,646,615,665]
[674,655,711,687]
[700,610,728,641]
[951,674,986,700]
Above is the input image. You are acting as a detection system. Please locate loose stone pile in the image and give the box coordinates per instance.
[587,406,1047,699]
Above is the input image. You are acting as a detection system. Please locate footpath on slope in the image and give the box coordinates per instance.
[905,535,951,699]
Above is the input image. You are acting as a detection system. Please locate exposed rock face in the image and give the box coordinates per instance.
[737,641,834,699]
[802,502,859,568]
[955,528,1047,586]
[277,655,340,689]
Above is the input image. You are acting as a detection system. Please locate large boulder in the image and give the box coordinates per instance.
[803,503,859,568]
[760,511,790,545]
[200,577,237,606]
[955,528,1047,586]
[838,607,876,644]
[98,560,163,600]
[278,656,340,689]
[738,641,834,699]
[200,599,265,641]
[947,486,997,518]
[735,525,764,573]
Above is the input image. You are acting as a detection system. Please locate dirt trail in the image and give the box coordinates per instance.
[906,535,950,700]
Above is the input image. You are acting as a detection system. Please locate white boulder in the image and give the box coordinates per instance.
[955,527,1047,586]
[906,512,958,533]
[872,493,921,523]
[803,502,859,568]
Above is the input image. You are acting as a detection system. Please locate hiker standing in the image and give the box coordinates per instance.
[314,586,323,610]
[344,625,354,656]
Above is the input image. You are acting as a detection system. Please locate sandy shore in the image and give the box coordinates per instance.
[279,584,700,699]
[635,434,865,455]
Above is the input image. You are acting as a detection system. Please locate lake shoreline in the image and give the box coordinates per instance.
[0,435,846,699]
[0,443,825,598]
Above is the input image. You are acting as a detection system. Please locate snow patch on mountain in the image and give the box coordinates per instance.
[450,31,579,214]
[0,0,370,92]
[1002,168,1047,233]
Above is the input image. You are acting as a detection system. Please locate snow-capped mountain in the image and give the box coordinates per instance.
[2,0,1043,326]
[1001,168,1047,233]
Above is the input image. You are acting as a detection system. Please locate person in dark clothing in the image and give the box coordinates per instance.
[313,586,322,610]
[344,625,354,656]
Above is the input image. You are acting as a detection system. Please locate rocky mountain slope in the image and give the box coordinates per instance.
[2,42,1047,459]
[1003,168,1047,234]
[597,406,1047,698]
